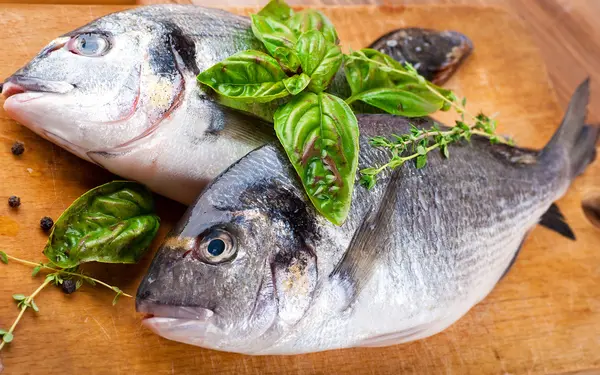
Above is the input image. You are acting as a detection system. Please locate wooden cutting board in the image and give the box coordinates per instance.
[0,4,599,375]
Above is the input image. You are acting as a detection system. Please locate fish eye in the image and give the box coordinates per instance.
[195,228,236,264]
[67,33,110,57]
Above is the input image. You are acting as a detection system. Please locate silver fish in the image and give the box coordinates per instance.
[136,81,598,354]
[1,4,472,205]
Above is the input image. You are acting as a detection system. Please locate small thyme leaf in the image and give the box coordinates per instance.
[31,299,39,312]
[3,332,13,343]
[359,174,377,190]
[0,251,8,264]
[32,265,42,277]
[442,144,450,159]
[112,291,123,306]
[12,294,26,302]
[416,154,427,169]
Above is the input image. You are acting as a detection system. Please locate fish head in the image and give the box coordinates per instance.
[2,10,196,162]
[137,145,320,353]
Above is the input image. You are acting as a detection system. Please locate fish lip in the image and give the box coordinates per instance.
[136,300,215,321]
[2,75,74,98]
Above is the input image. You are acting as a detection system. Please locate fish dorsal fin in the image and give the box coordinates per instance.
[329,169,402,310]
[539,203,576,240]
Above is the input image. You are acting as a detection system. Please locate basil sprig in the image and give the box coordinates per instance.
[197,0,360,225]
[196,0,501,225]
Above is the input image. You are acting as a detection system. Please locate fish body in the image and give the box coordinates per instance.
[136,82,598,354]
[1,4,471,204]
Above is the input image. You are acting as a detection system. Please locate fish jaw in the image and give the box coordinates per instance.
[141,317,221,349]
[2,78,95,162]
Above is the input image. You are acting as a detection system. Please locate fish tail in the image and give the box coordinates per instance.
[540,78,599,179]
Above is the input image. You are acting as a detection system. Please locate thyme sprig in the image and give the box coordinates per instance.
[359,64,513,188]
[0,250,131,351]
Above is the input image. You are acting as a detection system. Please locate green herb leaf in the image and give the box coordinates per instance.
[296,30,342,93]
[442,144,450,158]
[3,332,13,343]
[31,265,42,277]
[197,50,292,103]
[251,14,300,72]
[287,9,339,44]
[416,154,427,169]
[12,294,26,302]
[112,291,122,306]
[344,49,412,95]
[282,73,311,95]
[31,299,39,312]
[359,174,377,190]
[346,87,444,117]
[344,49,453,116]
[43,181,160,269]
[274,92,359,225]
[0,329,6,335]
[257,0,294,22]
[0,251,7,264]
[75,279,83,290]
[271,47,302,74]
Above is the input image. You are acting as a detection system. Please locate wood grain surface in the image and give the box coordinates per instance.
[0,4,599,375]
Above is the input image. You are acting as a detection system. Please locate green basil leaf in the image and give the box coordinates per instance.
[283,73,311,95]
[251,14,300,72]
[344,49,418,95]
[257,0,294,22]
[197,50,291,103]
[344,49,455,116]
[274,92,359,225]
[271,46,301,73]
[296,30,342,93]
[347,87,443,117]
[287,9,339,44]
[43,181,160,268]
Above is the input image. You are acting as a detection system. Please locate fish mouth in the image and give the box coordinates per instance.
[2,75,74,99]
[136,300,214,321]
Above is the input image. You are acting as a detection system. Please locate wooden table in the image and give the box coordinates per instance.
[0,2,599,375]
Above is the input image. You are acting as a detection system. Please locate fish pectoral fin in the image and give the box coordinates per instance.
[329,169,402,310]
[539,203,576,240]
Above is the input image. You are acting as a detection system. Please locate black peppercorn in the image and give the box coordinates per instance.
[61,279,77,295]
[40,216,54,231]
[8,196,20,208]
[11,142,24,156]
